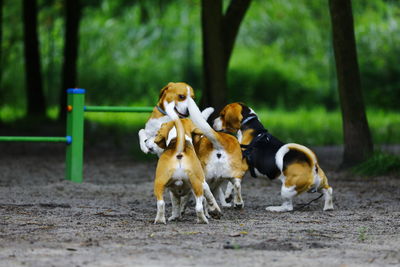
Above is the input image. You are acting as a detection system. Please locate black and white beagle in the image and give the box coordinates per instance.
[213,103,334,212]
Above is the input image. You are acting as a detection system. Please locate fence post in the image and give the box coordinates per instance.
[65,88,85,183]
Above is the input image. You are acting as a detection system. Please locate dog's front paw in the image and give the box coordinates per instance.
[204,209,211,219]
[196,212,209,224]
[323,205,334,211]
[139,129,149,153]
[168,215,180,222]
[154,214,166,224]
[208,208,222,219]
[221,202,232,208]
[207,202,222,219]
[225,195,233,204]
[146,139,164,155]
[233,201,244,210]
[140,140,149,154]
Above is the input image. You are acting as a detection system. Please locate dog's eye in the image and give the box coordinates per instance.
[178,94,186,100]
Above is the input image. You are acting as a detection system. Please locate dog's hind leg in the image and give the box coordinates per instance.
[219,186,232,207]
[138,129,149,154]
[168,191,181,221]
[224,182,234,203]
[154,168,171,224]
[179,194,190,216]
[266,183,296,212]
[188,175,209,224]
[318,167,334,211]
[154,172,169,224]
[203,198,210,218]
[202,182,222,219]
[322,187,333,211]
[230,178,244,209]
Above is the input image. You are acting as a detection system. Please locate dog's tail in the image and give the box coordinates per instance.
[187,93,223,150]
[164,101,185,154]
[275,143,318,173]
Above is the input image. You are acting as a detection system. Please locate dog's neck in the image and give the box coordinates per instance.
[150,106,166,119]
[150,101,170,119]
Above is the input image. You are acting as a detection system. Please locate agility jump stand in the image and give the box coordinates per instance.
[0,88,153,183]
[65,88,85,183]
[66,88,153,182]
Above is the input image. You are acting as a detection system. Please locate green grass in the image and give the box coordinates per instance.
[1,106,399,146]
[353,152,400,176]
[256,108,400,145]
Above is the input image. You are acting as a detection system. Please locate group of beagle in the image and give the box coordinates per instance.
[138,82,333,224]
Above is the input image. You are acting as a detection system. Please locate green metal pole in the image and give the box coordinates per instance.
[0,136,68,142]
[65,88,85,183]
[84,106,153,113]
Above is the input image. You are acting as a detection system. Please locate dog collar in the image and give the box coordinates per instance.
[241,131,271,178]
[174,109,189,118]
[156,105,167,115]
[241,115,257,126]
[157,105,188,118]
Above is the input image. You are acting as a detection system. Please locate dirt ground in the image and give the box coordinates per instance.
[1,143,400,267]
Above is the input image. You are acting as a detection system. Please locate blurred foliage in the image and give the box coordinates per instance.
[1,103,399,146]
[1,0,202,109]
[1,0,400,112]
[353,151,400,176]
[230,0,400,110]
[76,108,400,146]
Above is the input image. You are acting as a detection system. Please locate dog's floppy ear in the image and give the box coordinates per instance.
[224,107,242,131]
[191,126,203,145]
[154,121,174,149]
[159,82,173,100]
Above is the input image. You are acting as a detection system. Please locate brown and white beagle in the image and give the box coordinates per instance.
[138,82,213,156]
[152,101,221,224]
[187,96,248,210]
[213,103,333,212]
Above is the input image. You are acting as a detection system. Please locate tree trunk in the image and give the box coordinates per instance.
[201,0,225,112]
[22,0,46,117]
[328,0,373,167]
[139,0,149,24]
[59,0,81,122]
[0,0,3,89]
[0,0,2,125]
[200,0,251,112]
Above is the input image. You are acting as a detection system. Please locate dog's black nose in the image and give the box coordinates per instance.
[217,153,222,159]
[176,154,183,160]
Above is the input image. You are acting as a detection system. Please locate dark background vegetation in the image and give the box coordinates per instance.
[0,0,399,169]
[1,0,399,110]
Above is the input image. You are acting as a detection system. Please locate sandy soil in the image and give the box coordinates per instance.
[0,143,399,267]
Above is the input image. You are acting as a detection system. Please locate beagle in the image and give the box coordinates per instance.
[152,101,222,224]
[213,103,334,212]
[138,82,213,156]
[187,96,248,209]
